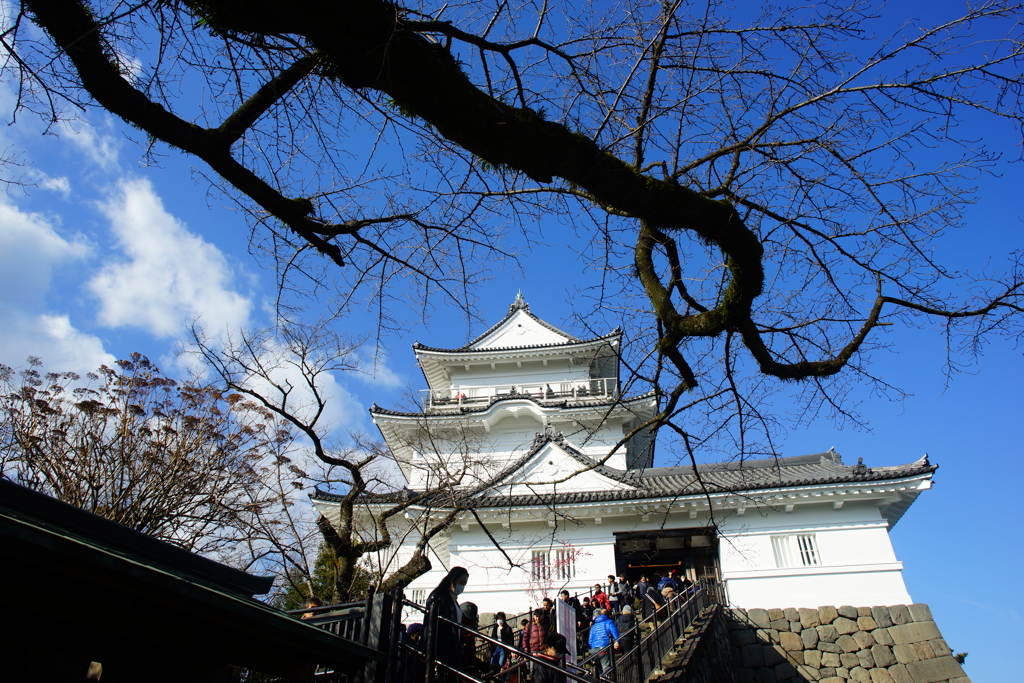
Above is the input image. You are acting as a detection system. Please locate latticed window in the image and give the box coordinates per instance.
[532,550,551,581]
[771,534,821,568]
[555,547,576,580]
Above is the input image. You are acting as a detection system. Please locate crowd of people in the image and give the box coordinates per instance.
[389,565,696,683]
[299,566,697,683]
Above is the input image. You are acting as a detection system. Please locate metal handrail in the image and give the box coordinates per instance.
[435,615,598,683]
[285,599,367,616]
[471,581,713,683]
[393,578,717,683]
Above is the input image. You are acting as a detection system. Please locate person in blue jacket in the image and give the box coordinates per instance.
[587,608,620,680]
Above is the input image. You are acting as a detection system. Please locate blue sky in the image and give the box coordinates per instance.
[0,4,1020,680]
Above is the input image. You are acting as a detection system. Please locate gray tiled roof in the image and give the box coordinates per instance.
[311,447,936,509]
[624,450,934,494]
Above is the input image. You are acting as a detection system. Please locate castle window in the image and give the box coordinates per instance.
[555,547,576,580]
[771,534,821,568]
[531,550,551,581]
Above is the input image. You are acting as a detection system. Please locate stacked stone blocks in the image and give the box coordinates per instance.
[727,603,969,683]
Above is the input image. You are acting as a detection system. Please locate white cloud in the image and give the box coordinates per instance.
[37,174,71,195]
[0,196,113,373]
[180,329,370,438]
[60,118,121,171]
[0,313,116,373]
[255,360,366,437]
[89,177,252,338]
[0,197,87,308]
[358,351,404,388]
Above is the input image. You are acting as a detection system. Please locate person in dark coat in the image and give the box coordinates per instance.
[424,566,470,677]
[532,633,568,683]
[542,597,556,631]
[558,590,585,630]
[642,580,664,620]
[634,576,650,604]
[518,618,530,650]
[489,612,514,671]
[581,597,594,624]
[403,623,426,683]
[460,601,484,675]
[613,606,636,654]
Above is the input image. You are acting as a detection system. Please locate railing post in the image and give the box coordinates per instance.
[424,599,439,683]
[384,588,404,683]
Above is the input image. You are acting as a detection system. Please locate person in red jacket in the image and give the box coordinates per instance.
[591,584,611,612]
[523,609,547,653]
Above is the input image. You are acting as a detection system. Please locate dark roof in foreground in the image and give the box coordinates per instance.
[1,480,382,679]
[312,447,936,509]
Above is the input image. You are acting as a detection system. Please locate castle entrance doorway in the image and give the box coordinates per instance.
[612,528,719,585]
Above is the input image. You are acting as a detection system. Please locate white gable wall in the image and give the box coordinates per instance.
[496,441,632,496]
[469,309,572,349]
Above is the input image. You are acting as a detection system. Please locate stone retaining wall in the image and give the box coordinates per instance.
[726,604,970,683]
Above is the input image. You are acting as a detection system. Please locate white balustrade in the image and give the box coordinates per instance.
[420,377,618,410]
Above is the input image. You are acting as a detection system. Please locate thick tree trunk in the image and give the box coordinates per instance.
[378,552,432,594]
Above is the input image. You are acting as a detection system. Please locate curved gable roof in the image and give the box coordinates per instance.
[411,295,620,355]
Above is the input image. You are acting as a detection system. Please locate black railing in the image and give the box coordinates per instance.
[289,578,719,683]
[289,587,404,683]
[565,579,716,683]
[421,579,718,683]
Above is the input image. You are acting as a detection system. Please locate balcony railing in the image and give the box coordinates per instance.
[421,377,618,411]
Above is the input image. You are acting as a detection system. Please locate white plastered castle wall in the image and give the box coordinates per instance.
[362,485,917,617]
[447,359,591,392]
[718,499,912,609]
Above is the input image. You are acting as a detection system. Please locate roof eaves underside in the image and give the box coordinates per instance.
[369,390,658,419]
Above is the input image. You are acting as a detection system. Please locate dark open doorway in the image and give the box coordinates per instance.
[613,528,719,584]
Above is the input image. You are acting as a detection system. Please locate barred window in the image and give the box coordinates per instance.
[771,534,821,568]
[409,589,426,605]
[555,547,576,580]
[532,550,551,581]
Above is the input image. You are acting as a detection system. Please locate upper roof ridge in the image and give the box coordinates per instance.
[414,294,598,353]
[509,290,529,314]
